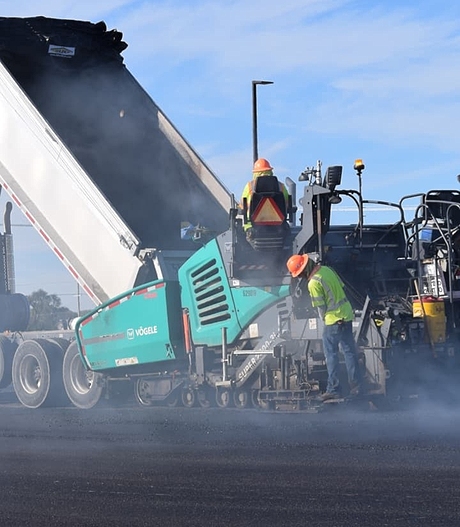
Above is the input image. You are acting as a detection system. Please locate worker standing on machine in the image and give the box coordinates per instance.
[286,254,363,401]
[240,158,289,236]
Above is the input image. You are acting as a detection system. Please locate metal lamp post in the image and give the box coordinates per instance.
[252,80,273,163]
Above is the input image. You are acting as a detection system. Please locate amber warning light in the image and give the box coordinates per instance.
[354,159,365,172]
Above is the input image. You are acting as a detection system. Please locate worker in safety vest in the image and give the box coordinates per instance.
[240,158,289,232]
[286,253,363,401]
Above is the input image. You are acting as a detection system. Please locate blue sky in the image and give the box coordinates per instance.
[0,0,460,311]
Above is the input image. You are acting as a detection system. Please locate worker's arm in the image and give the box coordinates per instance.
[281,184,290,202]
[308,280,326,320]
[239,182,251,213]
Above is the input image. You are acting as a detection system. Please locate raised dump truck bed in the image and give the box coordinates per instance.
[0,17,231,304]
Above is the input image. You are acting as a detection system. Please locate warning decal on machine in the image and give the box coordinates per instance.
[251,197,284,225]
[115,357,139,367]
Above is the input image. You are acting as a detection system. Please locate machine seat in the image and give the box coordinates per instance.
[244,176,290,251]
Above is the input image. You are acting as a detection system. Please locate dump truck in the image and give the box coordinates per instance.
[0,16,459,411]
[0,15,232,406]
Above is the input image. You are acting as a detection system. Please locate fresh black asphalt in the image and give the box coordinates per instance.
[0,393,459,526]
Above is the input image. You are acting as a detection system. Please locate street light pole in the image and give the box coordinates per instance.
[252,80,273,163]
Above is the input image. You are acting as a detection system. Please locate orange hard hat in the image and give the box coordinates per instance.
[253,158,273,173]
[286,254,309,278]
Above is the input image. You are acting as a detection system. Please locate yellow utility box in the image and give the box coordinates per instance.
[413,297,446,343]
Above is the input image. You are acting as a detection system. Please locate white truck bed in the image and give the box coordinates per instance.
[0,59,140,304]
[0,17,232,304]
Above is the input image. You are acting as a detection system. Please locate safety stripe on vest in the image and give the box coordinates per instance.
[310,274,348,311]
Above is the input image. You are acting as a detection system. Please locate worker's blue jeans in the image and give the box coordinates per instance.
[322,321,362,394]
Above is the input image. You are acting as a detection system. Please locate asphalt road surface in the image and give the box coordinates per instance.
[1,393,460,527]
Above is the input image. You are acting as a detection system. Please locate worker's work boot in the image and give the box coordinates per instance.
[349,384,362,397]
[321,392,341,402]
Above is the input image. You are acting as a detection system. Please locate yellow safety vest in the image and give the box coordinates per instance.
[307,266,353,325]
[240,176,289,230]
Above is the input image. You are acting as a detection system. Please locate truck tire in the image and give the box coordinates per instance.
[251,390,275,411]
[62,341,103,409]
[12,339,65,408]
[0,335,16,389]
[134,379,153,407]
[215,387,233,408]
[49,338,71,353]
[181,387,197,408]
[233,389,251,409]
[197,386,213,408]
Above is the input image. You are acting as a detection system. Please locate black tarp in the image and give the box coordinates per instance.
[0,16,230,251]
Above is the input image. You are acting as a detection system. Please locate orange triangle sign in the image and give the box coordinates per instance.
[252,197,284,225]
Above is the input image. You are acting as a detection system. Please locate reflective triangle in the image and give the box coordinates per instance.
[252,197,284,225]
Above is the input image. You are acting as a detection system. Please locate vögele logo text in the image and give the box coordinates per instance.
[127,325,158,339]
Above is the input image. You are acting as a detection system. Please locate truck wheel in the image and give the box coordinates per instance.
[134,379,153,407]
[197,386,213,408]
[165,390,181,407]
[181,387,197,408]
[49,338,71,352]
[215,387,233,408]
[63,341,103,409]
[233,389,251,409]
[0,336,16,389]
[12,339,65,408]
[251,390,275,411]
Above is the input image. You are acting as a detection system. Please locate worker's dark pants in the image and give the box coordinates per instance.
[322,321,362,394]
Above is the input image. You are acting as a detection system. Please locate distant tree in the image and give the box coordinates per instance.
[27,289,77,331]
